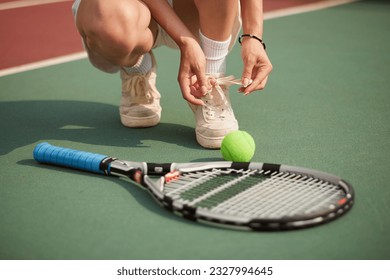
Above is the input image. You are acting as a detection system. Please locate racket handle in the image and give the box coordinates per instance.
[33,142,108,174]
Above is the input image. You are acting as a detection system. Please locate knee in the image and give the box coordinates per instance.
[77,0,150,65]
[81,1,138,50]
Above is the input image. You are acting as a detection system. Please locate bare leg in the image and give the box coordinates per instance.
[174,0,240,149]
[75,0,157,72]
[173,0,238,41]
[174,0,238,75]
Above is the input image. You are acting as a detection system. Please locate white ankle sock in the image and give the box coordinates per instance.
[123,53,152,74]
[199,30,231,75]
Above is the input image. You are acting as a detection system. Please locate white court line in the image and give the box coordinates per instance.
[0,0,71,11]
[264,0,358,20]
[0,52,87,77]
[0,0,359,77]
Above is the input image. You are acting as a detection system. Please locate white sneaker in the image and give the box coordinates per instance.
[120,52,161,127]
[189,75,241,149]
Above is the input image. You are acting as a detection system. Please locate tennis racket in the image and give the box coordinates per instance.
[33,142,354,231]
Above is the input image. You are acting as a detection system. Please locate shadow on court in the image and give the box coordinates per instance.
[0,100,200,155]
[17,157,203,228]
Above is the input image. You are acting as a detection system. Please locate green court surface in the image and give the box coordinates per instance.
[1,1,389,260]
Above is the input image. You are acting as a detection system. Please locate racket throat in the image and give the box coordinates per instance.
[105,159,144,185]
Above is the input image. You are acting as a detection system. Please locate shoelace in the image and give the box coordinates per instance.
[203,75,241,103]
[202,75,242,120]
[122,72,152,104]
[214,75,243,87]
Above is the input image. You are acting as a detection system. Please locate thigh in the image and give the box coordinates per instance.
[73,0,157,70]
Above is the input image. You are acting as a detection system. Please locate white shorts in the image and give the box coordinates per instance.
[72,0,241,69]
[72,0,81,17]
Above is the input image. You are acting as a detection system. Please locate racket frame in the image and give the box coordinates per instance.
[33,143,354,231]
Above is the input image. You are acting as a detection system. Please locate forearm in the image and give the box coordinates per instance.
[141,0,198,48]
[240,0,264,37]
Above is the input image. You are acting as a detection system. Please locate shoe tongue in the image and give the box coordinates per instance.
[210,88,224,106]
[211,81,229,106]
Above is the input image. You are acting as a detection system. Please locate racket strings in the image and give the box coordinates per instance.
[164,168,348,220]
[286,179,344,215]
[211,171,292,217]
[164,169,259,206]
[211,171,304,218]
[210,172,346,218]
[164,169,222,195]
[195,172,265,208]
[251,174,331,217]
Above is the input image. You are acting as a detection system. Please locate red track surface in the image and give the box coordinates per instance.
[0,0,325,70]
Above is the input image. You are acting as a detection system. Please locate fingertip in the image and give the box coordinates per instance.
[190,85,198,96]
[241,78,253,88]
[194,99,205,106]
[200,85,208,96]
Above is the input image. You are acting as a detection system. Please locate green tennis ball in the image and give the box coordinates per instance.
[221,130,256,162]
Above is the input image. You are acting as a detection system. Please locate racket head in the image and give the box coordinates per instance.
[140,162,354,231]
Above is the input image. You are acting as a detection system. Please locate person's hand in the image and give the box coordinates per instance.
[239,38,272,95]
[177,38,212,106]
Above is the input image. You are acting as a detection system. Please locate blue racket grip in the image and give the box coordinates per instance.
[33,142,109,174]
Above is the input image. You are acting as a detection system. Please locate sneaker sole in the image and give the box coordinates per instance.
[120,113,161,128]
[196,133,224,149]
